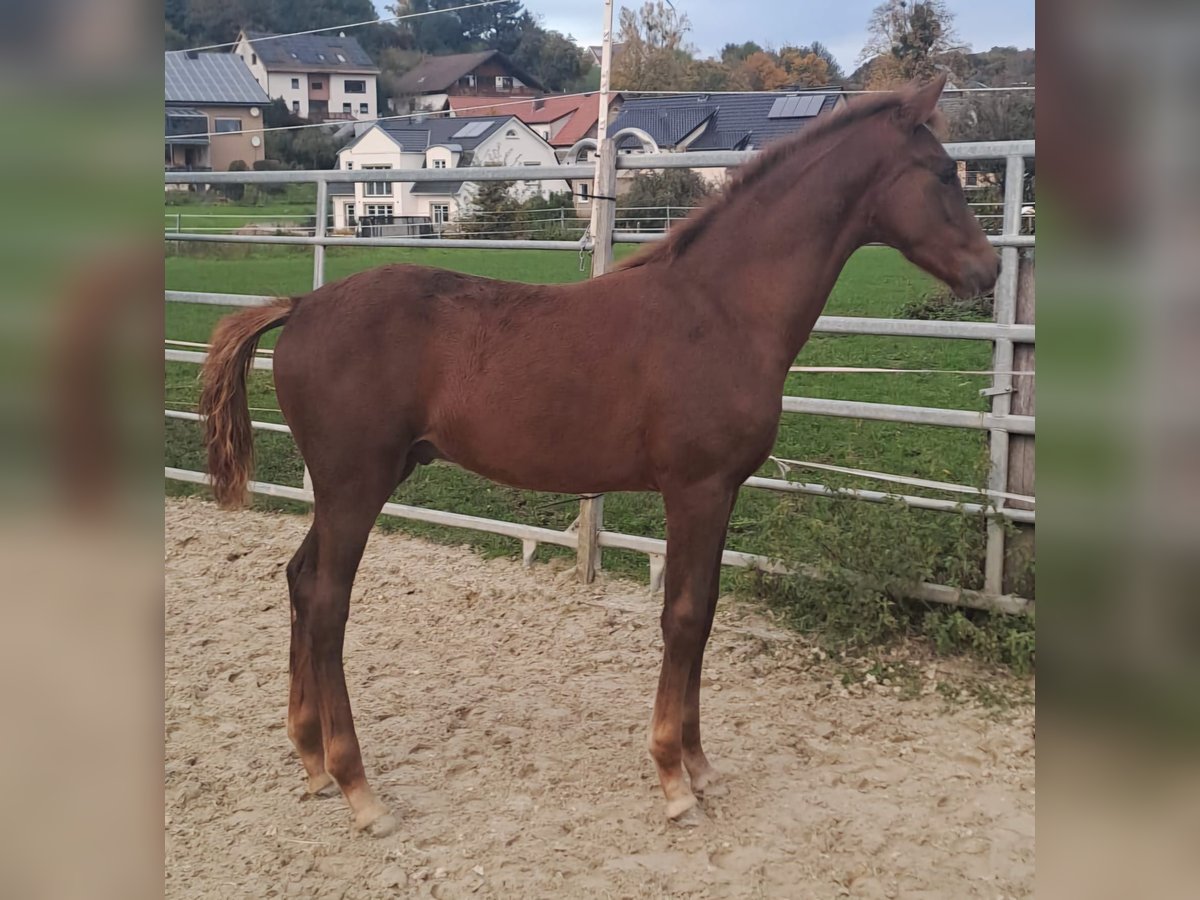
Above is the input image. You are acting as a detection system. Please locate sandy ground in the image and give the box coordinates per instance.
[165,498,1034,899]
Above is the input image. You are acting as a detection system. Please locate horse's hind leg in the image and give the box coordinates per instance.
[286,527,337,797]
[302,465,408,837]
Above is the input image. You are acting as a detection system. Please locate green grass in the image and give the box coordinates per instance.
[165,239,1032,671]
[167,242,989,562]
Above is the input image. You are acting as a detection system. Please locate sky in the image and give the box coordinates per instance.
[384,1,1036,75]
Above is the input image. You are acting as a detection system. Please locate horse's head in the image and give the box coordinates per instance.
[866,75,1000,298]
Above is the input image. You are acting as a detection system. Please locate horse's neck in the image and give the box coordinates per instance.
[682,132,880,368]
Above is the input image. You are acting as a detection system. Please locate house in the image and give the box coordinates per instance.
[390,51,544,114]
[165,50,271,174]
[607,90,846,186]
[234,30,379,122]
[330,115,569,232]
[446,92,623,155]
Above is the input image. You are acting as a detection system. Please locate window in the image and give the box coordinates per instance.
[343,102,352,114]
[345,161,353,169]
[291,100,300,114]
[250,53,257,65]
[363,164,391,197]
[344,203,357,226]
[311,81,323,90]
[432,159,446,169]
[459,75,476,89]
[214,118,242,133]
[337,54,346,63]
[359,102,369,114]
[431,203,450,226]
[291,78,300,90]
[344,80,366,94]
[496,76,513,91]
[578,182,590,202]
[364,204,393,218]
[505,128,518,139]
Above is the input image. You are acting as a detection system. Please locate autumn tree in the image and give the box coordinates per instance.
[778,46,832,88]
[728,51,792,91]
[859,0,966,88]
[612,1,697,92]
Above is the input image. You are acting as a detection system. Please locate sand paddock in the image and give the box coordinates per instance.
[165,498,1033,898]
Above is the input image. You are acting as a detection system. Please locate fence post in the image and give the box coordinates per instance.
[575,137,618,584]
[303,178,328,494]
[983,154,1026,595]
[666,205,672,230]
[312,179,328,290]
[1004,254,1035,595]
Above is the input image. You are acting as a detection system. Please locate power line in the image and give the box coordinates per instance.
[178,0,511,54]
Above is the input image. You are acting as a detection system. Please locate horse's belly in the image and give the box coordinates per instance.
[431,410,652,494]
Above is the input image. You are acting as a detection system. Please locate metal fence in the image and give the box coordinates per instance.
[165,139,1035,615]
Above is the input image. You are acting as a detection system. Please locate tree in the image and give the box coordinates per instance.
[804,41,846,83]
[688,58,731,92]
[612,1,697,92]
[720,42,763,66]
[777,47,832,88]
[728,51,792,91]
[859,0,967,88]
[513,29,591,92]
[618,168,712,231]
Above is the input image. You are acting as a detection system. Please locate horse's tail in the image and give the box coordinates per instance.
[199,298,294,509]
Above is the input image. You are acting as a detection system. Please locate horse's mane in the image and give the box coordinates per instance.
[618,90,941,270]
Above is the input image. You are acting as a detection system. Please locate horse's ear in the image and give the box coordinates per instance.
[896,73,948,131]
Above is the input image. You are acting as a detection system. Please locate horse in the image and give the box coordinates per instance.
[199,75,999,837]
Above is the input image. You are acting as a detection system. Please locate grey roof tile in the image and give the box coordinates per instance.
[242,31,377,71]
[611,92,839,151]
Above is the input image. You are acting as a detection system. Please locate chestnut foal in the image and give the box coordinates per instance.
[200,76,998,836]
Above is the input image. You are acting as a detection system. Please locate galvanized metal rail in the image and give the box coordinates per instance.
[164,139,1036,613]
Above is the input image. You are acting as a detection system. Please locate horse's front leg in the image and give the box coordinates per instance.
[650,480,736,820]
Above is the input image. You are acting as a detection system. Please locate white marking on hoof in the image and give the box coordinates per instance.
[671,804,707,828]
[665,791,698,820]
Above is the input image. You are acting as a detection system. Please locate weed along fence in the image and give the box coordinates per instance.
[165,138,1036,616]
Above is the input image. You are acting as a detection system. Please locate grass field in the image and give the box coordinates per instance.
[166,241,998,592]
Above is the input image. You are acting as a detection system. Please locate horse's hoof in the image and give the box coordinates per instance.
[691,768,727,798]
[665,791,698,821]
[301,772,340,800]
[355,807,399,838]
[671,804,708,828]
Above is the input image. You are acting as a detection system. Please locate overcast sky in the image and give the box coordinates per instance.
[385,2,1035,74]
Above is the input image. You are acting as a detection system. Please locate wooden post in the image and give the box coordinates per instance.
[1004,253,1035,595]
[575,137,618,584]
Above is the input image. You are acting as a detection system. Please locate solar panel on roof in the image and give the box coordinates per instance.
[452,120,493,139]
[768,94,826,119]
